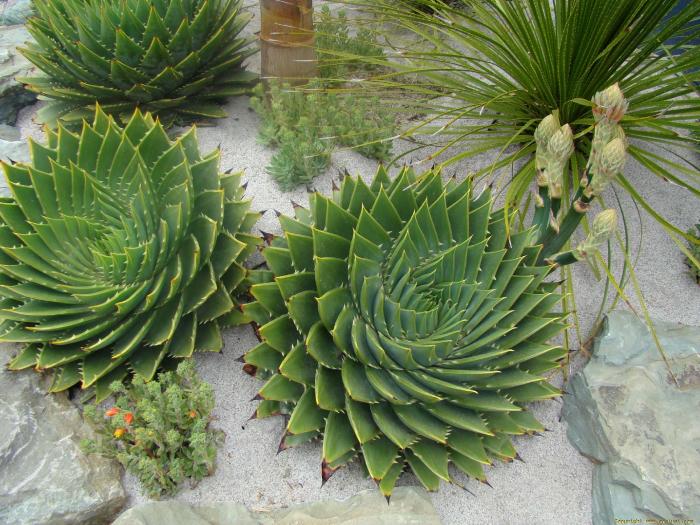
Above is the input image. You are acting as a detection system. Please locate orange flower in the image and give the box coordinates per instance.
[188,410,197,418]
[105,407,119,417]
[123,412,134,425]
[113,428,127,438]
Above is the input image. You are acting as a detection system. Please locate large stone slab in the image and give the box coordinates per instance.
[0,24,35,125]
[0,1,32,26]
[0,349,126,525]
[112,487,440,525]
[563,310,700,524]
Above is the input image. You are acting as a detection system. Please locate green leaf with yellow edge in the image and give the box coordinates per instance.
[260,374,303,402]
[378,462,404,498]
[405,449,441,492]
[346,395,380,444]
[279,342,316,386]
[410,440,450,482]
[315,365,345,411]
[288,388,327,435]
[447,429,491,465]
[370,402,417,449]
[323,411,357,464]
[362,436,399,481]
[450,450,487,482]
[244,342,283,373]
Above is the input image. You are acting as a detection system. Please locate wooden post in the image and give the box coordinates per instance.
[260,0,317,84]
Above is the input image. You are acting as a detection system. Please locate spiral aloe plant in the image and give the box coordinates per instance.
[242,88,627,495]
[242,169,615,495]
[1,106,260,399]
[20,0,257,127]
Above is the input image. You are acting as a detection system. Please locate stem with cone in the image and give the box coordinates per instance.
[536,83,628,265]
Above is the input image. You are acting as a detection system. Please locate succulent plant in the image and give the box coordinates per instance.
[242,166,576,495]
[1,106,260,399]
[82,360,223,498]
[20,0,257,127]
[250,80,395,190]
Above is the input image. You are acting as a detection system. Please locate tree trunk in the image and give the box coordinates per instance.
[260,0,317,84]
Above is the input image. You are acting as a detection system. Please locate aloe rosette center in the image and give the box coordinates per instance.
[1,107,260,399]
[243,167,567,495]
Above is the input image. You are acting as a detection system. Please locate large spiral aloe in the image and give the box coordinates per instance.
[20,0,257,127]
[1,106,260,399]
[242,166,577,495]
[243,89,626,494]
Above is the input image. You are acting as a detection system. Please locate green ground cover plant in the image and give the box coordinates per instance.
[251,6,396,189]
[242,94,623,496]
[315,5,384,80]
[251,80,394,189]
[82,360,223,498]
[20,0,257,127]
[1,106,260,399]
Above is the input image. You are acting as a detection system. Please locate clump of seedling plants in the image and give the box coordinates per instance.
[251,6,396,189]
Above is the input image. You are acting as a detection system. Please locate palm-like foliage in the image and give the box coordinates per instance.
[242,162,617,495]
[2,107,260,398]
[341,0,700,242]
[20,0,257,127]
[686,222,700,283]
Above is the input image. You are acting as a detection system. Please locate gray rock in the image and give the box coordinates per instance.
[0,124,29,190]
[0,348,126,525]
[563,310,700,524]
[0,123,28,196]
[112,487,440,525]
[0,25,36,125]
[0,122,19,140]
[0,1,32,26]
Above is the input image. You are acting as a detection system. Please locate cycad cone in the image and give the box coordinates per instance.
[1,106,260,400]
[244,167,567,496]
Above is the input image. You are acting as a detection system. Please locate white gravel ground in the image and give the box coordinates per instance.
[12,1,700,523]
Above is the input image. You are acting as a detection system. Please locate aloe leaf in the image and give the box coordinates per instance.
[287,388,327,435]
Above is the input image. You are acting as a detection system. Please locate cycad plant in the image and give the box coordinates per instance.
[1,107,260,399]
[20,0,257,127]
[241,100,623,494]
[339,0,699,243]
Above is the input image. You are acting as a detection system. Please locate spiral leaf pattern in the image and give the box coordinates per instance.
[20,0,257,127]
[2,106,260,399]
[244,167,567,495]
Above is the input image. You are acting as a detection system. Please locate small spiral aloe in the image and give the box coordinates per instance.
[20,0,257,127]
[1,106,260,399]
[242,86,626,496]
